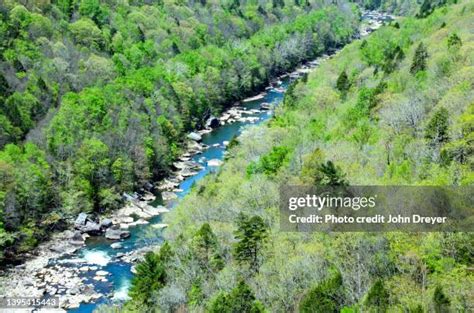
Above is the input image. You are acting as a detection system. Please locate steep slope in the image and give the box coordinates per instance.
[127,1,473,312]
[0,0,360,262]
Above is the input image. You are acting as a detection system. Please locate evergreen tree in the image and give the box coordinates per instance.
[207,280,266,313]
[257,5,267,16]
[129,251,166,306]
[272,0,285,9]
[425,107,450,144]
[433,286,450,313]
[383,45,405,73]
[417,0,433,18]
[315,161,347,186]
[283,80,298,107]
[365,279,390,313]
[447,33,462,49]
[299,272,343,313]
[172,41,181,54]
[336,70,350,94]
[233,213,268,274]
[410,43,429,74]
[417,0,446,18]
[192,223,224,272]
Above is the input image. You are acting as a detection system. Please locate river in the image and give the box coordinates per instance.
[67,75,292,313]
[70,10,393,313]
[1,10,392,313]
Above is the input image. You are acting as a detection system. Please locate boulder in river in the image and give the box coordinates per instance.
[105,227,131,240]
[80,221,102,235]
[96,270,109,276]
[260,103,271,110]
[187,132,202,141]
[111,242,123,249]
[100,218,113,229]
[162,191,177,201]
[75,212,88,227]
[206,116,220,128]
[207,159,223,167]
[74,213,102,235]
[243,93,265,102]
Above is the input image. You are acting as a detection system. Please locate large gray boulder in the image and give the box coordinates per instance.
[74,213,88,227]
[111,242,123,249]
[70,231,85,245]
[105,228,130,240]
[74,213,102,235]
[82,221,102,235]
[187,132,202,141]
[100,218,113,229]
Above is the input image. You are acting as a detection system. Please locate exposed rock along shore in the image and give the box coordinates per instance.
[0,9,393,310]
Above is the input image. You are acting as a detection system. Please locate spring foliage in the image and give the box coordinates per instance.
[132,1,474,311]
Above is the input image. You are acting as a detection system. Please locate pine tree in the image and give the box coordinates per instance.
[299,272,343,313]
[417,0,433,18]
[447,33,462,49]
[233,213,268,274]
[207,280,266,313]
[410,43,429,74]
[283,80,298,107]
[316,161,347,186]
[383,45,405,73]
[365,279,390,312]
[129,242,172,306]
[425,107,450,144]
[336,70,350,94]
[433,286,450,313]
[192,223,224,272]
[129,251,167,306]
[272,0,285,9]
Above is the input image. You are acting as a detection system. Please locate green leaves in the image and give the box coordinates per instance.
[129,250,167,306]
[0,143,53,261]
[425,107,450,145]
[191,223,224,273]
[233,213,268,274]
[207,280,266,313]
[315,161,347,186]
[247,146,291,177]
[447,33,462,50]
[364,279,389,312]
[336,70,351,94]
[410,42,429,75]
[69,18,103,48]
[433,285,451,313]
[299,272,343,313]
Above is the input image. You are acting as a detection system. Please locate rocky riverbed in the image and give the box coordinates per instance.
[0,196,165,309]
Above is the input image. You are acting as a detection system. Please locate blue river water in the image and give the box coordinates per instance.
[67,78,291,313]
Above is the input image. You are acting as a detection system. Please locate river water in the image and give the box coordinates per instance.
[60,10,391,312]
[66,80,291,313]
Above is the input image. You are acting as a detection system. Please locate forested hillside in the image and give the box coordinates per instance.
[0,0,362,262]
[123,1,473,312]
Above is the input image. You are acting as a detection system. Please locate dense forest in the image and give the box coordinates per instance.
[0,0,364,262]
[117,0,473,312]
